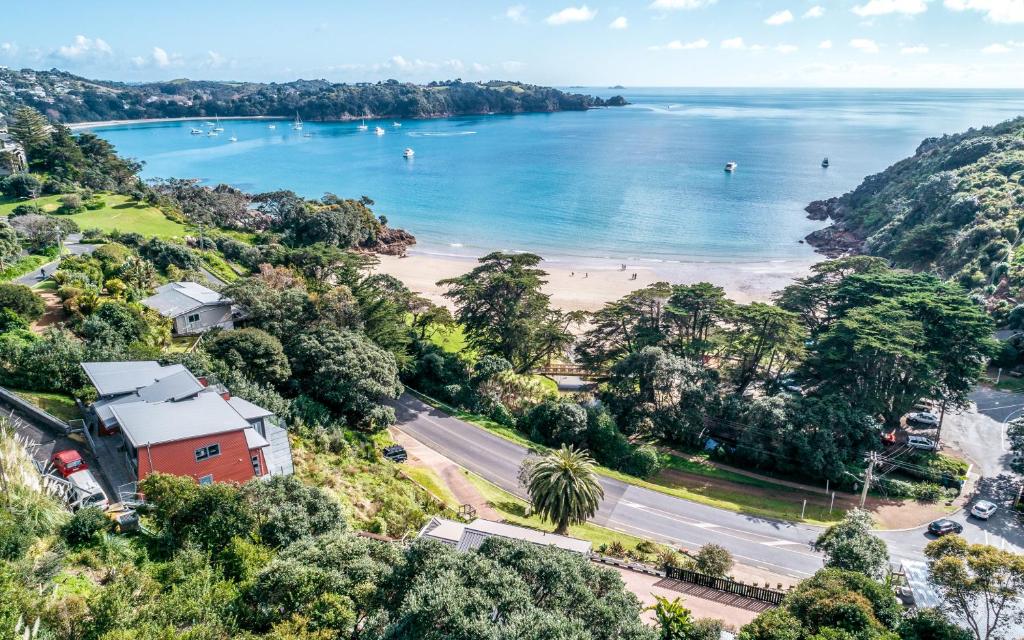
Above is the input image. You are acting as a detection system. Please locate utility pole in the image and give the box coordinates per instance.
[860,452,876,509]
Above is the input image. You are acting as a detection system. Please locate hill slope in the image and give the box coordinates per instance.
[806,116,1024,299]
[0,68,626,123]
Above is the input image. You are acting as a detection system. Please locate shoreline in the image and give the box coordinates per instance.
[373,250,815,312]
[68,115,288,130]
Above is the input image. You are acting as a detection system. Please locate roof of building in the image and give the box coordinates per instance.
[81,361,188,397]
[419,517,591,555]
[92,369,206,427]
[244,428,270,450]
[141,281,230,318]
[228,396,275,421]
[110,392,252,448]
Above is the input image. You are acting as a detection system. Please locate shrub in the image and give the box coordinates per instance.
[693,543,733,577]
[61,507,110,546]
[621,444,662,478]
[10,203,41,218]
[0,514,33,560]
[0,283,45,323]
[0,172,41,198]
[58,193,84,214]
[914,483,945,503]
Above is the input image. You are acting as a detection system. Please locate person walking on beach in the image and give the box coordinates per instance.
[584,272,588,278]
[571,272,574,277]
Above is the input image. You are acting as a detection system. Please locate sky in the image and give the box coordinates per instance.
[2,1,1024,87]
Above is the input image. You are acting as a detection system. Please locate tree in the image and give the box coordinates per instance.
[524,445,604,535]
[522,399,588,447]
[0,284,45,324]
[240,475,346,549]
[647,596,694,640]
[8,107,50,163]
[0,223,19,270]
[664,282,733,361]
[814,508,889,578]
[9,214,65,253]
[0,172,41,199]
[693,544,733,578]
[775,256,890,338]
[898,608,972,640]
[925,535,1024,640]
[577,283,672,369]
[737,608,803,640]
[288,327,403,431]
[723,303,804,396]
[205,328,291,386]
[439,252,578,372]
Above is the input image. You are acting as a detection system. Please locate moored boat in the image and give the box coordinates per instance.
[403,148,415,158]
[724,162,737,172]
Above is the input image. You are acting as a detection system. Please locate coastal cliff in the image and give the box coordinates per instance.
[805,116,1024,299]
[0,68,626,124]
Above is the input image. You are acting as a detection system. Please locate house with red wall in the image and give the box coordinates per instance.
[81,361,293,485]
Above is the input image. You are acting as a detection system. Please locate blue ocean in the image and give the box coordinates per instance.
[92,89,1024,263]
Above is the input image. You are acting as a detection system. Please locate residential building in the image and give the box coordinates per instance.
[141,281,243,336]
[419,517,592,555]
[0,129,26,176]
[81,361,293,485]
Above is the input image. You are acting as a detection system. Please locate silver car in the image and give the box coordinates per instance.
[971,500,998,520]
[907,412,940,427]
[907,435,938,451]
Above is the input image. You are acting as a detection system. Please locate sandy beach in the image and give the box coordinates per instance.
[373,251,816,312]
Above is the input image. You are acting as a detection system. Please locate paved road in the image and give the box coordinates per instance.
[392,393,825,578]
[393,390,1024,580]
[12,234,97,285]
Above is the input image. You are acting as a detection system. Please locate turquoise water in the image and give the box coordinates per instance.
[92,89,1024,263]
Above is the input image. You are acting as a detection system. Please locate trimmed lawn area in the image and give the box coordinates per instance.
[1,193,187,239]
[461,468,647,549]
[33,279,58,291]
[403,466,461,507]
[428,323,475,357]
[11,390,80,422]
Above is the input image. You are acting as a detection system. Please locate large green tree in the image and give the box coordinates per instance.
[814,508,889,578]
[524,445,604,535]
[439,252,578,373]
[723,302,804,396]
[205,327,291,386]
[8,107,50,163]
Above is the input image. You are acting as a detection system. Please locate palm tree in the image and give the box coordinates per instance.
[525,445,604,535]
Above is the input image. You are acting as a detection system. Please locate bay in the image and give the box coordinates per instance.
[92,88,1024,264]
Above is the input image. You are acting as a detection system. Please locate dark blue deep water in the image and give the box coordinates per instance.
[93,89,1024,263]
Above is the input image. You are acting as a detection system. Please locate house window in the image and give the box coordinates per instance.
[251,455,262,476]
[194,443,221,462]
[187,312,200,325]
[199,474,213,485]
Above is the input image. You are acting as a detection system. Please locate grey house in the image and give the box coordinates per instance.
[141,282,240,336]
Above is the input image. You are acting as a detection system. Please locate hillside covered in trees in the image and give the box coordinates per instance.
[805,116,1024,317]
[0,68,626,124]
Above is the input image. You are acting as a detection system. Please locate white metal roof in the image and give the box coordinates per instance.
[418,517,591,555]
[141,281,229,318]
[244,428,270,450]
[228,396,275,421]
[81,361,187,397]
[110,392,251,447]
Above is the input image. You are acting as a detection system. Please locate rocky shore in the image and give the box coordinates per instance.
[363,225,417,256]
[803,198,864,258]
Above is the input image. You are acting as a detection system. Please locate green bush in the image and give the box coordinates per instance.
[0,514,33,560]
[913,483,946,503]
[61,507,111,546]
[621,444,662,478]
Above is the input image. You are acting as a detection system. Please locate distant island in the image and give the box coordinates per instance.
[0,68,627,124]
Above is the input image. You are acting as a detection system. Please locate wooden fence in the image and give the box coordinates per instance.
[664,565,787,605]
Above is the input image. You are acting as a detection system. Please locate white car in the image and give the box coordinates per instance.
[67,469,109,511]
[971,500,998,520]
[907,435,938,451]
[907,412,940,427]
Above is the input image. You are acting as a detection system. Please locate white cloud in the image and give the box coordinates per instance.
[982,42,1012,52]
[850,38,881,52]
[901,44,929,53]
[945,0,1024,23]
[56,35,113,60]
[803,5,826,17]
[130,46,183,69]
[152,47,170,68]
[852,0,929,16]
[609,16,629,28]
[819,39,834,48]
[721,37,746,49]
[765,9,794,24]
[505,5,527,22]
[0,42,17,56]
[650,38,709,50]
[545,5,597,25]
[203,51,227,68]
[472,62,489,72]
[648,0,717,9]
[775,43,799,53]
[501,60,525,72]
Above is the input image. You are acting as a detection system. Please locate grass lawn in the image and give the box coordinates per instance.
[12,389,80,422]
[200,250,242,283]
[0,193,188,239]
[461,468,647,549]
[167,335,202,354]
[0,254,50,281]
[403,466,461,507]
[406,388,846,525]
[428,323,475,357]
[33,279,57,291]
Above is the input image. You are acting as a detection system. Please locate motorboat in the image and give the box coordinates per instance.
[724,162,737,172]
[190,128,203,135]
[403,148,415,158]
[207,130,218,137]
[268,124,277,130]
[375,126,385,136]
[821,157,830,168]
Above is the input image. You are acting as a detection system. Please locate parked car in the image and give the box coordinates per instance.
[907,435,938,451]
[382,444,408,463]
[907,412,940,427]
[50,449,87,478]
[67,469,109,511]
[880,430,897,446]
[928,519,963,536]
[970,500,998,520]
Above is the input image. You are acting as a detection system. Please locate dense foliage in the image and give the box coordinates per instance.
[0,68,625,123]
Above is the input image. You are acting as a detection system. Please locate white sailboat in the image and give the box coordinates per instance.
[292,112,303,130]
[374,126,385,136]
[229,133,238,142]
[392,121,402,128]
[357,119,368,131]
[190,128,203,135]
[212,116,224,132]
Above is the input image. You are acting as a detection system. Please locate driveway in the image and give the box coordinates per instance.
[391,393,825,579]
[12,234,98,285]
